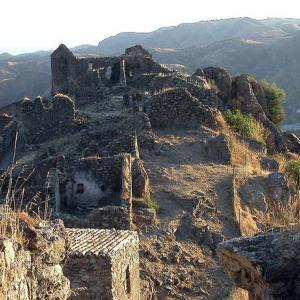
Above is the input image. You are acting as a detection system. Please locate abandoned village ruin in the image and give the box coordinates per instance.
[1,43,300,299]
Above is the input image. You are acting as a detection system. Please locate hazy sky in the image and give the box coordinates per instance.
[1,0,300,54]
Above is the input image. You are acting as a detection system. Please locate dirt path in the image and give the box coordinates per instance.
[140,128,240,299]
[143,128,240,238]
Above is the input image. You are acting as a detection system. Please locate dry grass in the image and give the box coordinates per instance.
[227,288,249,300]
[217,114,262,174]
[153,86,176,95]
[0,132,49,244]
[253,196,300,230]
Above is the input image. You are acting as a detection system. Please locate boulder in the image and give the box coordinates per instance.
[266,172,291,205]
[284,132,300,154]
[203,67,232,101]
[240,136,267,153]
[260,157,279,172]
[206,135,231,164]
[192,68,205,77]
[175,214,224,251]
[250,191,268,212]
[218,228,300,300]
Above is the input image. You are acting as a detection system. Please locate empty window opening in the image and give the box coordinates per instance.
[126,266,131,295]
[76,183,84,194]
[100,184,106,192]
[88,63,93,71]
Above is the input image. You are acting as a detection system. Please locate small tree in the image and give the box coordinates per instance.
[260,80,286,125]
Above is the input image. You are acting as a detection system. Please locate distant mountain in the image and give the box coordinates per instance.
[97,17,300,54]
[1,17,300,122]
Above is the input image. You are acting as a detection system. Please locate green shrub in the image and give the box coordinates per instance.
[148,198,161,213]
[224,109,268,144]
[260,80,286,125]
[286,159,300,187]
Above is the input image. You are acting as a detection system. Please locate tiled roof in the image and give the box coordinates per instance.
[66,228,137,256]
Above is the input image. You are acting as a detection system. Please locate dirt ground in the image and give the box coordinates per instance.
[139,127,240,300]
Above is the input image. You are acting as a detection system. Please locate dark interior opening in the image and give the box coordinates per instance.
[126,266,131,295]
[110,62,121,84]
[76,183,84,194]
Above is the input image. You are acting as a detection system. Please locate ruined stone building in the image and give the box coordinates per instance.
[65,228,140,300]
[51,44,168,102]
[57,154,134,230]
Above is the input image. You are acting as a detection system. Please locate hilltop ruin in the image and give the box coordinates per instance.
[1,43,300,299]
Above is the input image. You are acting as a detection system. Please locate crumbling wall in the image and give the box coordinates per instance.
[64,253,113,299]
[148,88,219,129]
[62,154,132,209]
[22,94,75,143]
[125,45,168,78]
[0,113,21,160]
[60,206,132,230]
[59,154,133,229]
[0,219,70,300]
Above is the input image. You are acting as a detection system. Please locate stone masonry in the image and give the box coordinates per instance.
[51,44,167,103]
[57,154,133,230]
[0,218,70,300]
[64,228,140,300]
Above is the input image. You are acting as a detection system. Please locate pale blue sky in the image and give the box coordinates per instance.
[1,0,300,54]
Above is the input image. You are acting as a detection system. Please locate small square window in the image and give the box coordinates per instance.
[76,183,84,194]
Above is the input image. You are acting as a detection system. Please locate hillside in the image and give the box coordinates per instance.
[1,44,300,299]
[97,17,300,54]
[1,17,300,122]
[152,32,300,122]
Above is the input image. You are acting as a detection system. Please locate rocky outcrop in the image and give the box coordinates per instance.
[265,172,291,205]
[0,218,70,300]
[284,132,300,154]
[206,135,231,164]
[203,67,232,102]
[230,74,287,152]
[218,227,300,300]
[260,157,279,172]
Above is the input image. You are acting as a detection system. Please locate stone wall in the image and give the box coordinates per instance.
[148,88,219,129]
[0,113,22,161]
[80,132,140,159]
[51,44,169,102]
[111,232,140,300]
[64,253,113,299]
[64,228,140,300]
[0,218,70,300]
[60,206,132,230]
[51,44,122,101]
[58,154,133,230]
[22,94,76,144]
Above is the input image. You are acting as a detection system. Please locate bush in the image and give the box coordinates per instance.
[148,198,161,213]
[286,159,300,187]
[224,109,268,144]
[260,80,286,125]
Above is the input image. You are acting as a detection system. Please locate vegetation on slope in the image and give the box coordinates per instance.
[224,109,269,144]
[286,159,300,187]
[260,80,286,125]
